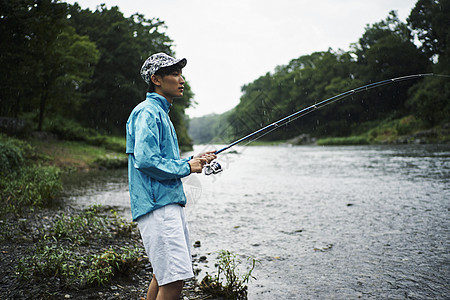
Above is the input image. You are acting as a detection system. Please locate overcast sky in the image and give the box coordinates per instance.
[66,0,418,118]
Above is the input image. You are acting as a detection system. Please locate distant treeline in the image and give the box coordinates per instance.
[0,0,193,149]
[190,2,449,145]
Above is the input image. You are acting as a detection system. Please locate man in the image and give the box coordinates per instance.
[126,52,216,300]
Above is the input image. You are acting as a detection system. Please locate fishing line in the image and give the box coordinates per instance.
[203,73,448,175]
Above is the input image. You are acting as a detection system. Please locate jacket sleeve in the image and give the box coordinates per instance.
[132,110,191,180]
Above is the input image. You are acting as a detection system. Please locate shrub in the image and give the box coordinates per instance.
[50,206,136,245]
[0,140,24,175]
[43,116,97,141]
[16,206,141,287]
[17,242,141,287]
[93,154,127,169]
[43,116,126,152]
[0,165,62,213]
[201,250,257,300]
[51,205,109,245]
[317,136,369,146]
[395,115,423,135]
[85,246,141,286]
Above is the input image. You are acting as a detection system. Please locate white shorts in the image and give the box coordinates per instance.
[137,204,194,286]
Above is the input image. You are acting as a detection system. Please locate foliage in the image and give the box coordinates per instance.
[51,205,110,245]
[1,0,193,150]
[0,136,62,214]
[194,8,447,145]
[188,112,234,144]
[0,164,62,214]
[406,73,450,127]
[93,153,128,169]
[408,0,450,61]
[201,250,257,300]
[85,246,141,286]
[16,205,141,287]
[43,115,126,152]
[227,50,363,140]
[17,241,141,287]
[67,3,194,143]
[317,136,369,146]
[0,0,100,130]
[0,139,24,175]
[50,205,135,245]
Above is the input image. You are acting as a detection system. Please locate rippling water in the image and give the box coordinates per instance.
[61,144,450,299]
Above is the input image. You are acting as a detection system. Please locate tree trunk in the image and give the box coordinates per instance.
[38,86,49,131]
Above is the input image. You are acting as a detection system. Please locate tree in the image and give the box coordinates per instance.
[45,26,100,121]
[406,0,450,126]
[228,50,360,140]
[408,0,450,63]
[0,0,69,120]
[352,11,430,119]
[0,0,35,117]
[0,0,99,130]
[67,4,194,138]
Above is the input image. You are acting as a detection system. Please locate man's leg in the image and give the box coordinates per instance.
[156,280,184,300]
[146,274,159,300]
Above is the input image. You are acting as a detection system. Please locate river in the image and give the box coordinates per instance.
[61,144,450,299]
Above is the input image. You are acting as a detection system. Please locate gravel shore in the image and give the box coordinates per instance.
[0,206,211,300]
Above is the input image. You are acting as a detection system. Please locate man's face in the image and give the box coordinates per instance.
[153,69,185,102]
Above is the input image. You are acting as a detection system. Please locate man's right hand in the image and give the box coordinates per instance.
[188,157,207,173]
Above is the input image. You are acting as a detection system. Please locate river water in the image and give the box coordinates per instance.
[61,144,450,299]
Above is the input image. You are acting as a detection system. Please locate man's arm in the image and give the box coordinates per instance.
[133,110,191,180]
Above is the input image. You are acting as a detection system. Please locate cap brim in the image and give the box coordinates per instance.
[171,58,187,69]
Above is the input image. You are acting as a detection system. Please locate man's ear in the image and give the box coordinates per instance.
[150,74,161,87]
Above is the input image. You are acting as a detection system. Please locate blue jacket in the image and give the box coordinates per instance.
[126,92,191,221]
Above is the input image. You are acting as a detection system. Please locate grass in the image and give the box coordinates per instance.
[30,139,127,171]
[0,134,126,216]
[317,136,369,146]
[15,205,142,287]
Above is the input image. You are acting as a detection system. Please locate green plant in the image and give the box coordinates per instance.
[93,153,127,169]
[50,206,135,243]
[85,246,141,286]
[0,136,63,214]
[17,242,141,287]
[201,250,257,300]
[109,209,137,236]
[0,165,62,214]
[0,140,24,175]
[16,240,79,283]
[317,136,369,146]
[16,205,142,287]
[395,115,423,135]
[51,205,110,244]
[43,116,126,152]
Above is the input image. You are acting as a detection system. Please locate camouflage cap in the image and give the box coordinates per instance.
[140,53,187,85]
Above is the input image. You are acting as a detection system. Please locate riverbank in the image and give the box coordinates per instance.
[0,134,213,299]
[0,205,210,299]
[289,119,450,146]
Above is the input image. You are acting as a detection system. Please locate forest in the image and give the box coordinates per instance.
[0,0,449,149]
[0,0,193,149]
[189,1,450,145]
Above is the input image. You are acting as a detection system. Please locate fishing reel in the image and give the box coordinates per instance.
[204,160,223,175]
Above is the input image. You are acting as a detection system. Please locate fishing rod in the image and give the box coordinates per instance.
[203,73,443,175]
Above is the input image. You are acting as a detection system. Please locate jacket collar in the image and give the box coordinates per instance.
[146,92,172,113]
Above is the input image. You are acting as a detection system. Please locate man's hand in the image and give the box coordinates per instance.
[188,151,217,173]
